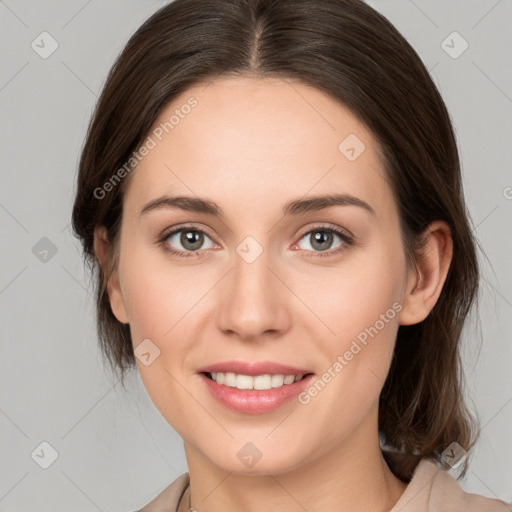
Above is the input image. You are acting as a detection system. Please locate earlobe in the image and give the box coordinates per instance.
[93,226,129,325]
[399,221,453,326]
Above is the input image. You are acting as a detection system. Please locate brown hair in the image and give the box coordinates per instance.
[71,0,480,480]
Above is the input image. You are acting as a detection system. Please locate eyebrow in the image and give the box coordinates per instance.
[139,193,376,219]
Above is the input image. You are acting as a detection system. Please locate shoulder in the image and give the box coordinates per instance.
[390,458,511,512]
[135,472,190,512]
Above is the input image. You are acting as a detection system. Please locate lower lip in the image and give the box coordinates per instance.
[199,373,315,414]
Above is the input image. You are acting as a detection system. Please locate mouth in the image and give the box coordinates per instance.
[199,370,316,414]
[202,371,314,391]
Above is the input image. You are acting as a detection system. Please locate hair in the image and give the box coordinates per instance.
[71,0,480,481]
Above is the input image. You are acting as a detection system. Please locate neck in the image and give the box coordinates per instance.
[180,415,407,512]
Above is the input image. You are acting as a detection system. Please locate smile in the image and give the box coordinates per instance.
[200,372,315,414]
[205,371,310,390]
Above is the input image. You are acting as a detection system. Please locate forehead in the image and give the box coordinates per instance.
[124,76,393,219]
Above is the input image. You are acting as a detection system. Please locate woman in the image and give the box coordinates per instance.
[71,0,511,510]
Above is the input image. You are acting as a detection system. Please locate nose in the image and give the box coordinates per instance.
[216,245,291,342]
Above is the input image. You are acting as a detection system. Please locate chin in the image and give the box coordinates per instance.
[204,446,307,476]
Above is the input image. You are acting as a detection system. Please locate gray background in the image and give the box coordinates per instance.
[1,0,511,510]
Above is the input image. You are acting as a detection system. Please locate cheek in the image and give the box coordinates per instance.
[293,262,403,446]
[119,245,207,344]
[298,240,406,408]
[302,244,405,347]
[119,257,203,423]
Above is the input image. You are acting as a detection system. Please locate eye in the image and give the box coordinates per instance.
[159,226,217,258]
[295,225,353,257]
[158,224,353,259]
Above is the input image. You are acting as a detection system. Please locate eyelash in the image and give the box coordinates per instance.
[157,224,354,259]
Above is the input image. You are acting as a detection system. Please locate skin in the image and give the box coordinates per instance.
[94,76,452,512]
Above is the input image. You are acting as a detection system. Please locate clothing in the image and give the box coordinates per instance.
[134,458,511,511]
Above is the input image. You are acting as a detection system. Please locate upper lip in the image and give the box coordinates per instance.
[197,360,313,376]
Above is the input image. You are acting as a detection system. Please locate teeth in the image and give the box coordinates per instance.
[209,372,305,390]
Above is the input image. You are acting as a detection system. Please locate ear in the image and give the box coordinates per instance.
[399,221,453,326]
[93,226,129,324]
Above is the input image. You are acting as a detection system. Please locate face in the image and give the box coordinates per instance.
[105,76,415,474]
